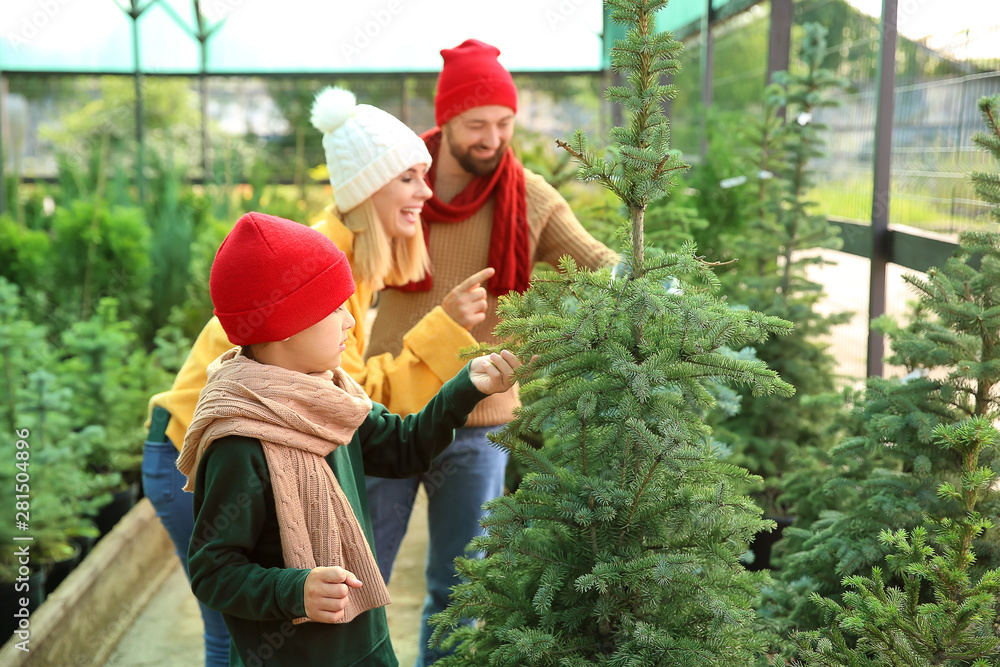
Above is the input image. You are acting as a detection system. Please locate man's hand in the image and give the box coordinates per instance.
[442,267,494,330]
[303,566,363,623]
[469,349,525,395]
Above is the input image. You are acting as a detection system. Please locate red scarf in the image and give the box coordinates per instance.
[392,127,530,296]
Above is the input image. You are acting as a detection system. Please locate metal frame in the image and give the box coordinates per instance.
[866,0,899,378]
[0,0,955,381]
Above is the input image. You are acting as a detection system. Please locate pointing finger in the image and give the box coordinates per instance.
[455,267,495,292]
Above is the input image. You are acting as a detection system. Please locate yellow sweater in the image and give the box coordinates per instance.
[367,168,619,427]
[149,209,478,450]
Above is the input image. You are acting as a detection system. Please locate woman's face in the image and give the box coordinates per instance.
[371,163,433,239]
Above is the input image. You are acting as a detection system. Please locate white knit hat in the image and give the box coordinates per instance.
[310,87,432,214]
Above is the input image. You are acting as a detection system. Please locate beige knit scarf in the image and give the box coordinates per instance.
[177,348,391,624]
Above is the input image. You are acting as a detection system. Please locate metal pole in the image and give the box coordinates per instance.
[767,0,792,120]
[200,64,209,181]
[400,74,409,127]
[194,0,211,182]
[131,0,145,204]
[0,65,6,217]
[699,0,714,159]
[867,0,898,378]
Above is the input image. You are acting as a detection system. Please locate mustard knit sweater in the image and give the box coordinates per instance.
[367,168,619,427]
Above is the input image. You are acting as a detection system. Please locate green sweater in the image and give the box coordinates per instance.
[188,365,485,667]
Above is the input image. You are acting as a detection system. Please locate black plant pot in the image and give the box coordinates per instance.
[94,481,141,537]
[44,541,83,597]
[70,532,98,560]
[1,568,45,646]
[745,515,795,572]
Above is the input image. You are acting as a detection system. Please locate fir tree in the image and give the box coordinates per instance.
[709,24,851,517]
[791,417,1000,666]
[429,1,795,664]
[971,95,1000,222]
[762,96,1000,639]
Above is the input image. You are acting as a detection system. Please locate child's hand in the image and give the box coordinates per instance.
[303,566,363,623]
[469,350,525,395]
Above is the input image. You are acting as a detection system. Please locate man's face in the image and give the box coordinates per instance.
[442,105,516,176]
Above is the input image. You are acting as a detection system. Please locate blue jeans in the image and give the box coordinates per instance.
[142,440,231,667]
[365,425,507,667]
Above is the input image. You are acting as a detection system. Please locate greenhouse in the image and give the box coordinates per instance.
[1,0,999,665]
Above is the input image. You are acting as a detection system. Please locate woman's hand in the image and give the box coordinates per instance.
[442,267,494,330]
[303,566,363,623]
[469,349,525,395]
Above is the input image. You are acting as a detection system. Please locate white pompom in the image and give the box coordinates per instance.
[310,87,357,134]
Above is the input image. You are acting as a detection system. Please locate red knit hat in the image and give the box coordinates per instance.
[434,39,518,127]
[210,212,355,346]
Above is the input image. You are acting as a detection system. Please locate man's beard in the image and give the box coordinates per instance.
[446,133,506,176]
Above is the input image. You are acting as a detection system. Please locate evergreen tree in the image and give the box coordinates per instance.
[791,417,1000,666]
[429,1,795,664]
[762,96,1000,639]
[971,95,1000,222]
[710,24,851,516]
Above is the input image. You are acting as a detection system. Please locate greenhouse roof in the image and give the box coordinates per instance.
[0,0,759,75]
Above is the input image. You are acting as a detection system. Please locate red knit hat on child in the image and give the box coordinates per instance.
[210,212,355,346]
[434,39,518,127]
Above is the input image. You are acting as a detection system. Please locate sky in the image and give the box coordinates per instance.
[0,0,606,72]
[0,0,996,72]
[845,0,1000,60]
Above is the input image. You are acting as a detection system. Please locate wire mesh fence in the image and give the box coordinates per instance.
[2,71,609,183]
[815,70,1000,234]
[1,0,996,381]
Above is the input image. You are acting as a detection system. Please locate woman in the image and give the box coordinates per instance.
[143,87,491,667]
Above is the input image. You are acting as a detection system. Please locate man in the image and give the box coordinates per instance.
[364,38,619,666]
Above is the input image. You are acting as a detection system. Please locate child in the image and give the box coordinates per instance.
[145,89,491,663]
[177,211,522,667]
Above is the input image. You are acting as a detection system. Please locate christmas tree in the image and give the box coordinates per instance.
[761,95,1000,641]
[792,417,1000,666]
[429,1,795,664]
[971,95,1000,223]
[710,23,851,518]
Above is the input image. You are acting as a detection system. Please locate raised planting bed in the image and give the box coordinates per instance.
[0,499,178,667]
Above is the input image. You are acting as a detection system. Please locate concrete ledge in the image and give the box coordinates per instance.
[0,498,178,667]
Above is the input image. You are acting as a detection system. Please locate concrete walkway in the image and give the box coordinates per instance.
[106,489,430,667]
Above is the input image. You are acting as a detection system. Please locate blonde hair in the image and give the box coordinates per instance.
[341,199,431,291]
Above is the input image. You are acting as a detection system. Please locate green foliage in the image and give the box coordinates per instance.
[56,298,171,479]
[642,184,709,253]
[971,95,1000,223]
[0,280,110,579]
[791,417,1000,666]
[678,111,767,266]
[49,199,153,326]
[1,194,154,339]
[0,214,51,294]
[519,125,708,255]
[767,104,1000,641]
[516,128,629,252]
[41,77,203,180]
[708,24,851,516]
[430,1,796,664]
[0,278,181,582]
[143,150,211,338]
[166,214,234,340]
[669,7,770,153]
